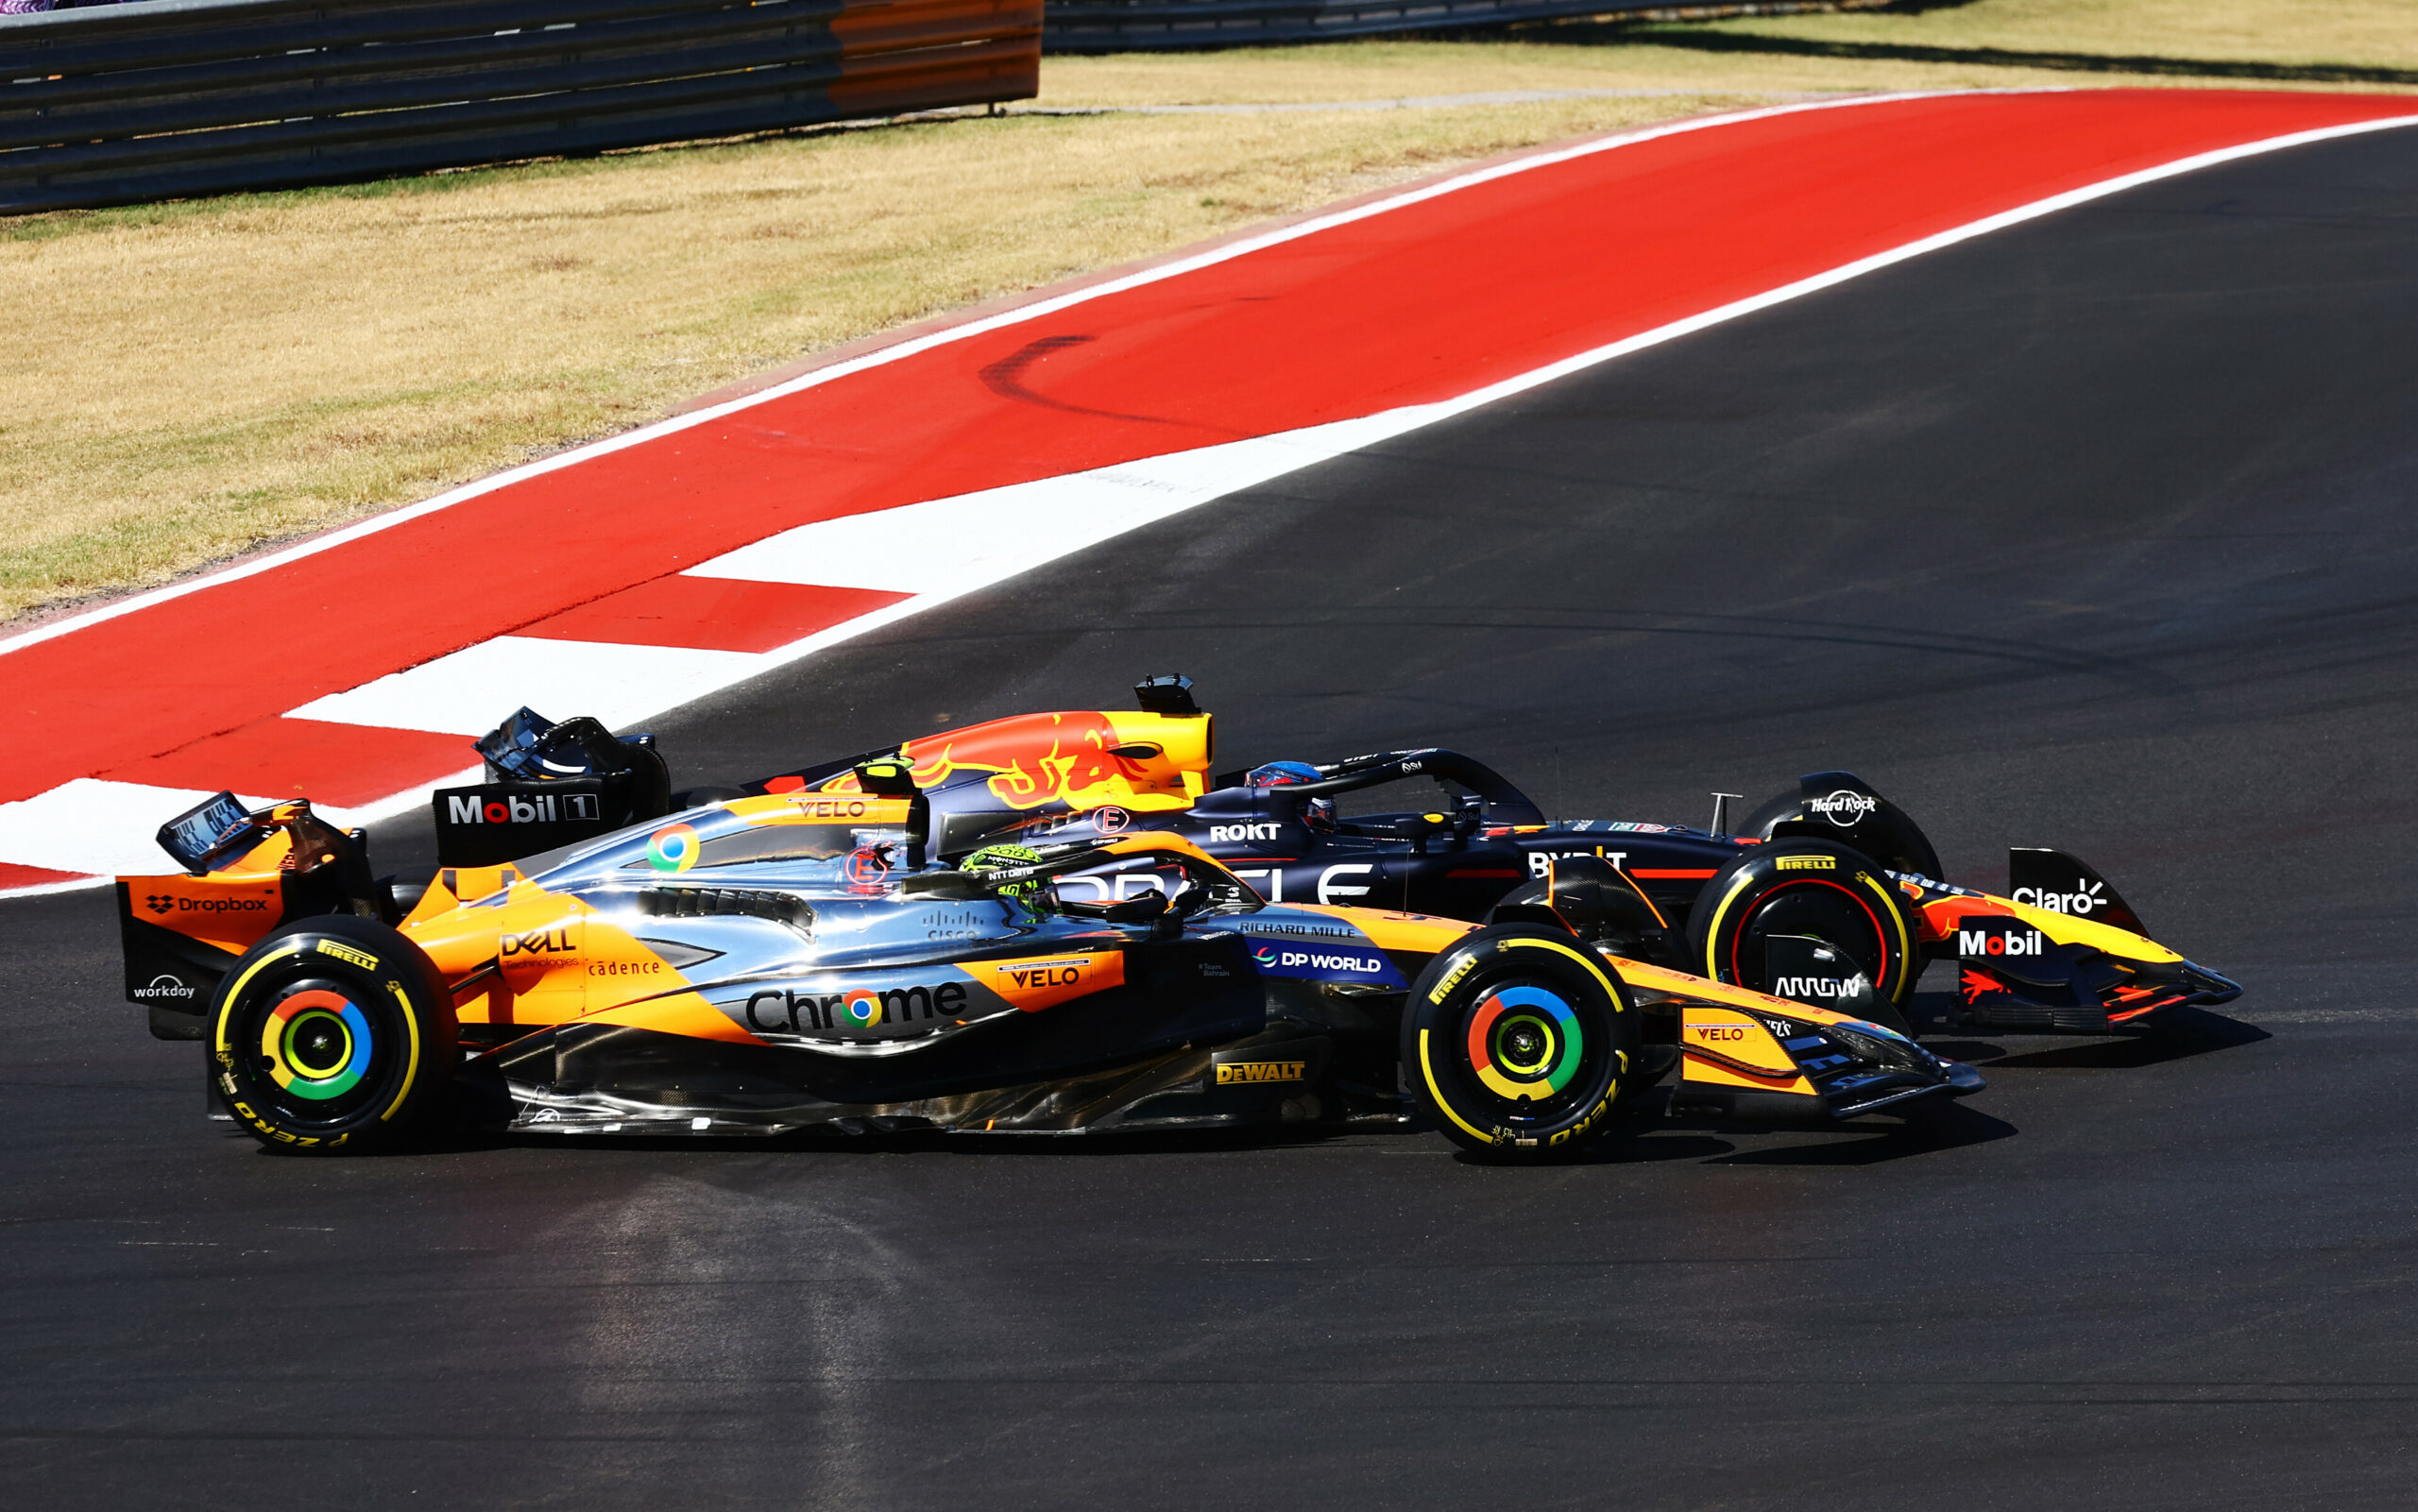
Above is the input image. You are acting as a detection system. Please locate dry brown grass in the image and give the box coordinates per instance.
[6,0,2415,624]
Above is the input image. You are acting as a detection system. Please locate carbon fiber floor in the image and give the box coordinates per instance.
[8,126,2418,1510]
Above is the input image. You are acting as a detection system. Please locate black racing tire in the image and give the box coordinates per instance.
[207,914,458,1154]
[1684,840,1922,1024]
[1402,926,1644,1162]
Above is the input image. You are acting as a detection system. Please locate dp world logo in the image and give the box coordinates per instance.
[1252,945,1278,966]
[1810,790,1878,827]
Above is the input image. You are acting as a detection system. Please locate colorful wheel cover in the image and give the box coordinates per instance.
[1465,984,1584,1103]
[258,988,374,1101]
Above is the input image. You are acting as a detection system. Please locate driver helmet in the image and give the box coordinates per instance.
[1246,761,1337,833]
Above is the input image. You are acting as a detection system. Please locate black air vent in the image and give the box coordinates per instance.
[636,888,814,929]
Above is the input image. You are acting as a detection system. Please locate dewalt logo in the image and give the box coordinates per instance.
[1217,1061,1306,1085]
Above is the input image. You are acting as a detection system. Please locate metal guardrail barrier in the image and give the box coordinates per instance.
[0,0,1039,212]
[1041,0,1667,51]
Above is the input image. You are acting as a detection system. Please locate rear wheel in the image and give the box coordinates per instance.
[208,914,457,1153]
[1402,926,1643,1161]
[1685,841,1921,1028]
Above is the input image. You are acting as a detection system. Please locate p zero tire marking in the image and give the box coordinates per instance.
[377,978,423,1123]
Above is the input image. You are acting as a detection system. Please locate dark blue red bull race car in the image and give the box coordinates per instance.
[407,678,2238,1039]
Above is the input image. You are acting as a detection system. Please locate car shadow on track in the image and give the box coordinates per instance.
[1510,1097,2018,1169]
[1918,1005,2271,1072]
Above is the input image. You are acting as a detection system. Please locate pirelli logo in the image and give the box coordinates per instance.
[1217,1061,1306,1085]
[1775,856,1835,871]
[316,941,380,970]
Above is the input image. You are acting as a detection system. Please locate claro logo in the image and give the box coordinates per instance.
[2012,880,2106,915]
[745,981,968,1032]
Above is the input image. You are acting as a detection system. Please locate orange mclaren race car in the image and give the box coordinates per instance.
[115,761,1981,1158]
[458,678,2234,1038]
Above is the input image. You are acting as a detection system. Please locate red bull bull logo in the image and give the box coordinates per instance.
[895,713,1152,812]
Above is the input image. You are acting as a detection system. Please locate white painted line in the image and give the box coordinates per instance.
[286,637,767,737]
[0,780,274,877]
[0,89,1953,664]
[687,407,1446,595]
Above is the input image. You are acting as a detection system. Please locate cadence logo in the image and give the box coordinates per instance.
[1810,790,1879,826]
[1958,926,2046,958]
[446,791,601,825]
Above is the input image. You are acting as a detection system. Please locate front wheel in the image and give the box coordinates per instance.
[1402,926,1644,1161]
[1685,841,1922,1028]
[208,914,458,1153]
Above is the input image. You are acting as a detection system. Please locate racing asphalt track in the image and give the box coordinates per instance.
[7,120,2418,1511]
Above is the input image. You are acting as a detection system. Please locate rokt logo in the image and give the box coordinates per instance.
[1207,822,1282,844]
[1809,790,1879,826]
[446,791,601,825]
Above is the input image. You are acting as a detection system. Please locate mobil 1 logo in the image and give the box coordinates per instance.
[434,779,615,867]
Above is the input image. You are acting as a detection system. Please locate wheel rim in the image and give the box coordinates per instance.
[1466,985,1584,1102]
[262,988,373,1100]
[239,977,392,1125]
[1728,879,1888,990]
[1448,972,1610,1129]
